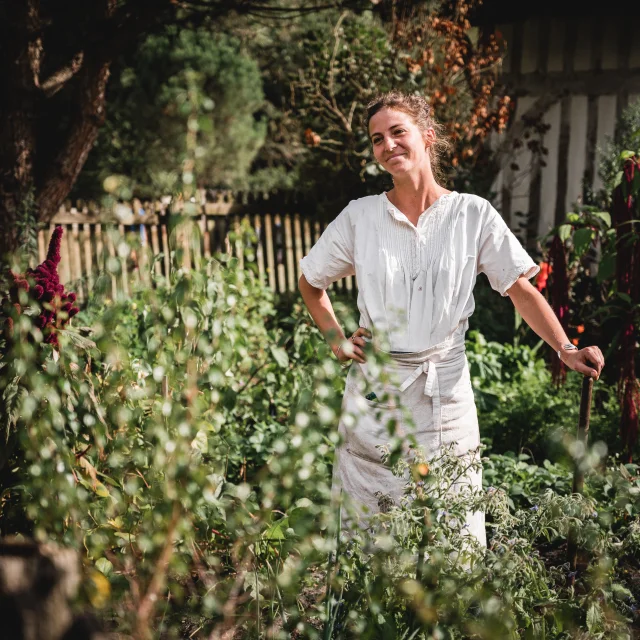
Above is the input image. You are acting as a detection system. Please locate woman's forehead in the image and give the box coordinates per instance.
[369,108,413,135]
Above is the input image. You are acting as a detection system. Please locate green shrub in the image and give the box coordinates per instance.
[2,244,639,638]
[467,330,623,462]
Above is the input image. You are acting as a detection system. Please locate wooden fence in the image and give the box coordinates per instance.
[37,195,357,303]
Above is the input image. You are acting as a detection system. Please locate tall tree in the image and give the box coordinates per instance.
[0,0,365,258]
[243,0,511,212]
[74,27,267,198]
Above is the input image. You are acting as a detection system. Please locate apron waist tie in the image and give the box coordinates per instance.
[398,361,442,450]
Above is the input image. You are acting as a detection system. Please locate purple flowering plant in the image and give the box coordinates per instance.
[2,225,79,348]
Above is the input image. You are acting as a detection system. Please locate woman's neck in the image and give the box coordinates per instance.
[385,174,450,222]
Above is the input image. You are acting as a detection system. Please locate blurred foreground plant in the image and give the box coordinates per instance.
[1,234,640,638]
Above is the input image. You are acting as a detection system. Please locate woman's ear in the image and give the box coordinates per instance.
[423,127,436,149]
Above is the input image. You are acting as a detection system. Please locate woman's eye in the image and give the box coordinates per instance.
[394,129,405,134]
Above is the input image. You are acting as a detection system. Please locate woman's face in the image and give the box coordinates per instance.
[368,107,433,177]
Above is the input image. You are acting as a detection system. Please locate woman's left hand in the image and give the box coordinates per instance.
[560,345,605,380]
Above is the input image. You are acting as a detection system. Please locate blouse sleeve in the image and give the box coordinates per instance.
[477,202,540,296]
[299,203,356,290]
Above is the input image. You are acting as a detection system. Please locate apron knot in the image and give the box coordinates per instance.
[399,361,442,451]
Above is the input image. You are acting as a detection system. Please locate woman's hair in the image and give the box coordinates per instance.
[364,91,451,182]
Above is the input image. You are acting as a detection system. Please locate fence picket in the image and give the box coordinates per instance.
[264,214,276,291]
[83,223,93,297]
[293,214,303,286]
[254,215,265,282]
[284,215,295,292]
[37,199,361,300]
[105,226,118,300]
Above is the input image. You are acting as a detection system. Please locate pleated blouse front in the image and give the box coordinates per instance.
[299,191,539,353]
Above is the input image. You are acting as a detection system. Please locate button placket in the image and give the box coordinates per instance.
[386,202,432,281]
[411,229,420,280]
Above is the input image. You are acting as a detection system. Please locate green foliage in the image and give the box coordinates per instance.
[597,100,640,207]
[467,330,623,462]
[75,27,266,198]
[75,3,511,201]
[483,452,572,509]
[2,238,640,637]
[244,8,399,202]
[246,5,507,203]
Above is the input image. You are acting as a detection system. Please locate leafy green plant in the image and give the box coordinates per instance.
[466,330,622,462]
[2,234,640,638]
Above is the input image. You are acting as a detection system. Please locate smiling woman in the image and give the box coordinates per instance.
[368,92,451,191]
[297,89,605,547]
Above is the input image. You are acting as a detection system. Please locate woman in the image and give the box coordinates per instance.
[298,91,605,546]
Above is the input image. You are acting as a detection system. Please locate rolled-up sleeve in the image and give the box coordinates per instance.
[299,204,356,290]
[477,203,540,296]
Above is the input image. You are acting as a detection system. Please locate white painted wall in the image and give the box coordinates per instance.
[493,16,639,242]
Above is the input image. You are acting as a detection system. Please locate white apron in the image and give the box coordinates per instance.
[331,323,486,547]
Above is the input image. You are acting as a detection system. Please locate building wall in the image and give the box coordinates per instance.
[491,16,640,246]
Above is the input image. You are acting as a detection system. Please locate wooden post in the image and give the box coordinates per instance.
[60,224,71,286]
[254,215,265,282]
[293,214,304,288]
[567,375,594,582]
[264,214,276,291]
[150,224,161,277]
[284,214,295,292]
[37,228,46,265]
[105,227,118,301]
[94,223,104,276]
[70,223,83,301]
[118,224,129,298]
[161,221,170,282]
[82,223,93,295]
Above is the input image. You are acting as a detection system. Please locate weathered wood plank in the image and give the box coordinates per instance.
[583,95,599,198]
[283,214,295,292]
[264,214,276,292]
[566,96,588,210]
[83,224,93,294]
[503,68,640,95]
[539,101,561,237]
[593,95,617,193]
[293,214,304,286]
[554,20,577,225]
[521,19,540,75]
[118,225,129,298]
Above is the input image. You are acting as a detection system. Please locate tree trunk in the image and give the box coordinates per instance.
[0,0,41,259]
[36,59,111,222]
[0,0,114,260]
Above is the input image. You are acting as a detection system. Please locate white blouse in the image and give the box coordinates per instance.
[299,191,540,353]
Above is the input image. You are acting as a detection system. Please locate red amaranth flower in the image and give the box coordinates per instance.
[46,225,63,265]
[2,225,78,348]
[548,235,570,386]
[612,157,640,462]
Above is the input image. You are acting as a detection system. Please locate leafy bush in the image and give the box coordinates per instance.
[2,241,640,638]
[467,330,623,462]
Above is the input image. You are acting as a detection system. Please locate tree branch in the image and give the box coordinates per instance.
[40,52,85,97]
[135,501,181,638]
[328,11,350,132]
[36,55,111,220]
[493,92,562,169]
[26,0,42,89]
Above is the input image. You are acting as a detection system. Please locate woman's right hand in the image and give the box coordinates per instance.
[335,327,371,364]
